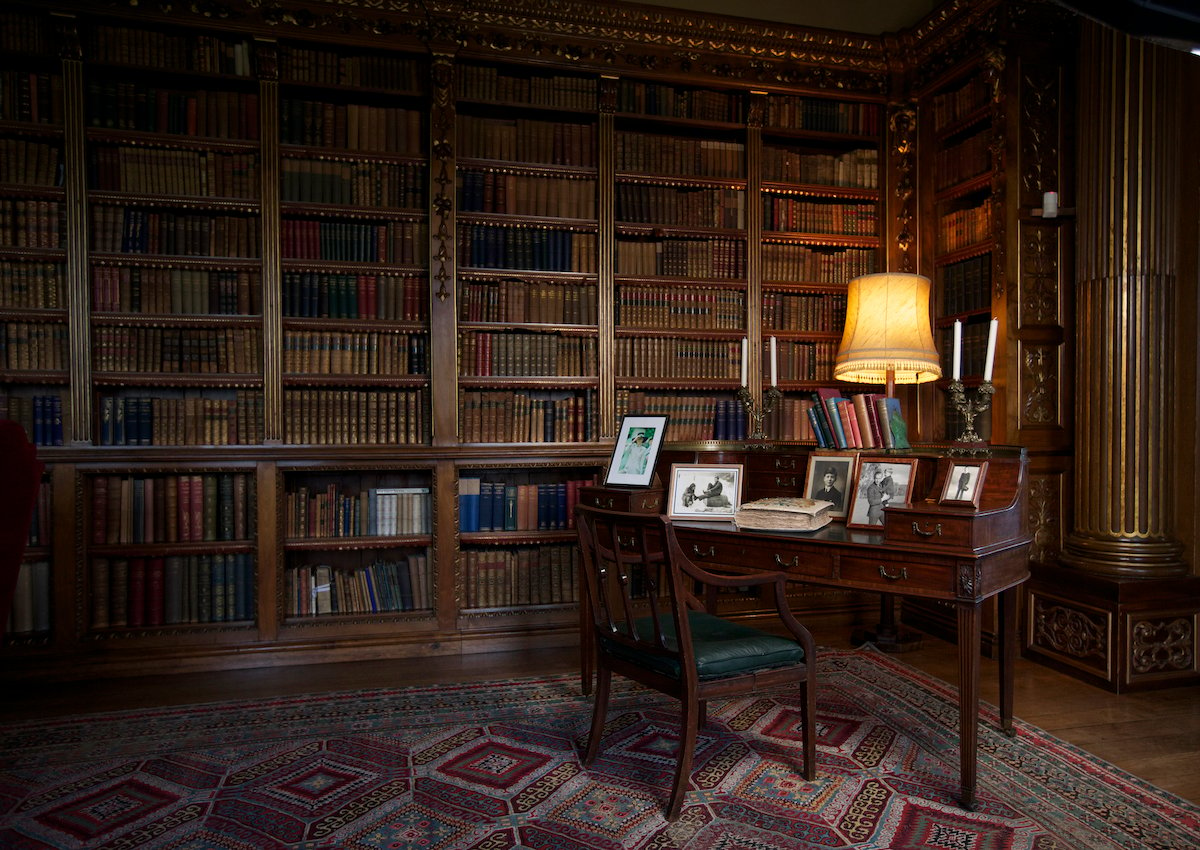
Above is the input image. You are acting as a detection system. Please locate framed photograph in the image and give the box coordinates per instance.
[940,460,988,508]
[847,457,919,530]
[604,414,669,487]
[803,452,857,520]
[667,464,743,521]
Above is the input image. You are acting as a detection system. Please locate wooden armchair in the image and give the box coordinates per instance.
[0,420,44,636]
[574,504,817,821]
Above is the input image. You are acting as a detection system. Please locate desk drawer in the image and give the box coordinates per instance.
[678,533,833,580]
[886,513,973,548]
[838,554,956,597]
[746,469,805,496]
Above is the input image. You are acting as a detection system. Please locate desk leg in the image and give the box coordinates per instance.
[957,601,982,810]
[998,586,1017,736]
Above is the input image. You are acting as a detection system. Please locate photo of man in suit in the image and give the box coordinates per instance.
[813,466,845,511]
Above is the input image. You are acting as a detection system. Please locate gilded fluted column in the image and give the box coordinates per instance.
[1060,21,1186,577]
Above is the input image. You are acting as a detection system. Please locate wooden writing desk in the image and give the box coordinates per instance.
[581,446,1031,810]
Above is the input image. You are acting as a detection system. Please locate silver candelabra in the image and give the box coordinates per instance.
[736,385,783,440]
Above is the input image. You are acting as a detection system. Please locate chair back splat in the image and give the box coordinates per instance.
[574,504,818,821]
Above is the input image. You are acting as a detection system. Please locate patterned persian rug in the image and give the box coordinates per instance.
[1,647,1197,849]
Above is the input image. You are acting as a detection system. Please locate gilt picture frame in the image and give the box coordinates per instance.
[940,460,988,508]
[846,457,918,530]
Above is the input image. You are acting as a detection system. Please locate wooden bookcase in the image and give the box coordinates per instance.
[0,0,1073,679]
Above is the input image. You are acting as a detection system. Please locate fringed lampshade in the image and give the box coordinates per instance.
[834,272,942,395]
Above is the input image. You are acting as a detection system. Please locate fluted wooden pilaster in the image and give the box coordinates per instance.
[1060,21,1185,577]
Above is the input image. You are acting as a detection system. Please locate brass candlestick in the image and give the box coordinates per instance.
[947,379,994,448]
[736,385,783,440]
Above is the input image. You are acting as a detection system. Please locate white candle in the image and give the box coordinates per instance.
[770,336,778,386]
[952,320,962,381]
[983,318,999,382]
[1042,191,1058,218]
[740,337,748,387]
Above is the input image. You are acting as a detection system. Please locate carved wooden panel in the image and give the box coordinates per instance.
[1028,590,1111,678]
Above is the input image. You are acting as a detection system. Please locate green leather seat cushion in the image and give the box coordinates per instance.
[599,610,805,680]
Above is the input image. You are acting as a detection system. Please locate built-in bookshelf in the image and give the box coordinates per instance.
[0,11,68,445]
[278,40,431,447]
[457,465,596,613]
[5,473,52,639]
[280,467,434,621]
[0,0,1066,680]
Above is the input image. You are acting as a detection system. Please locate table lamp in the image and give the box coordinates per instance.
[834,272,942,397]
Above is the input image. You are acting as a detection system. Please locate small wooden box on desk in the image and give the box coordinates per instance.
[577,484,664,515]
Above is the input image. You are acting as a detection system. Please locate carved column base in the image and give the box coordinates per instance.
[1024,561,1200,692]
[1059,533,1187,579]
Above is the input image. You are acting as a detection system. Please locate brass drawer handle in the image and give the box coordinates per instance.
[592,496,615,509]
[911,521,942,538]
[878,565,908,581]
[775,458,796,470]
[692,544,716,558]
[774,554,799,568]
[775,475,798,487]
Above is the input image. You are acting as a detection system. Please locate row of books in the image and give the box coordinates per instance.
[27,478,51,547]
[284,330,427,376]
[939,321,994,377]
[941,254,993,316]
[460,390,595,443]
[84,82,259,138]
[938,203,992,253]
[808,389,911,450]
[0,200,65,250]
[286,555,431,617]
[764,95,881,136]
[0,138,62,188]
[764,398,820,442]
[761,145,879,189]
[761,243,876,284]
[90,553,255,629]
[458,171,596,219]
[931,77,990,132]
[463,544,579,609]
[7,561,49,635]
[457,225,597,273]
[457,115,596,167]
[91,206,260,258]
[92,326,262,374]
[614,391,744,442]
[86,25,254,76]
[1,321,68,371]
[280,45,422,89]
[616,184,744,229]
[281,219,426,265]
[0,69,62,124]
[458,477,593,533]
[762,291,847,333]
[283,272,427,321]
[90,146,259,199]
[91,472,256,545]
[0,260,64,309]
[283,388,428,445]
[615,337,742,380]
[457,279,596,325]
[0,393,65,447]
[615,134,745,179]
[935,132,991,190]
[98,392,265,446]
[616,236,746,279]
[459,332,596,378]
[279,99,424,154]
[457,65,596,110]
[92,266,261,315]
[772,340,839,382]
[281,159,426,208]
[285,484,431,539]
[617,80,744,122]
[616,286,745,330]
[763,197,878,236]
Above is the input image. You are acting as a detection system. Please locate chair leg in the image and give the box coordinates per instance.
[667,698,699,821]
[698,699,707,728]
[583,666,612,766]
[801,676,816,781]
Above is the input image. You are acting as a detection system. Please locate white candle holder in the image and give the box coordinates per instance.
[736,385,783,440]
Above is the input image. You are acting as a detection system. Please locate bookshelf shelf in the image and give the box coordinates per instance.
[934,241,993,266]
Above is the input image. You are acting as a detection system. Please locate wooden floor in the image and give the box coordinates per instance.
[4,625,1198,806]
